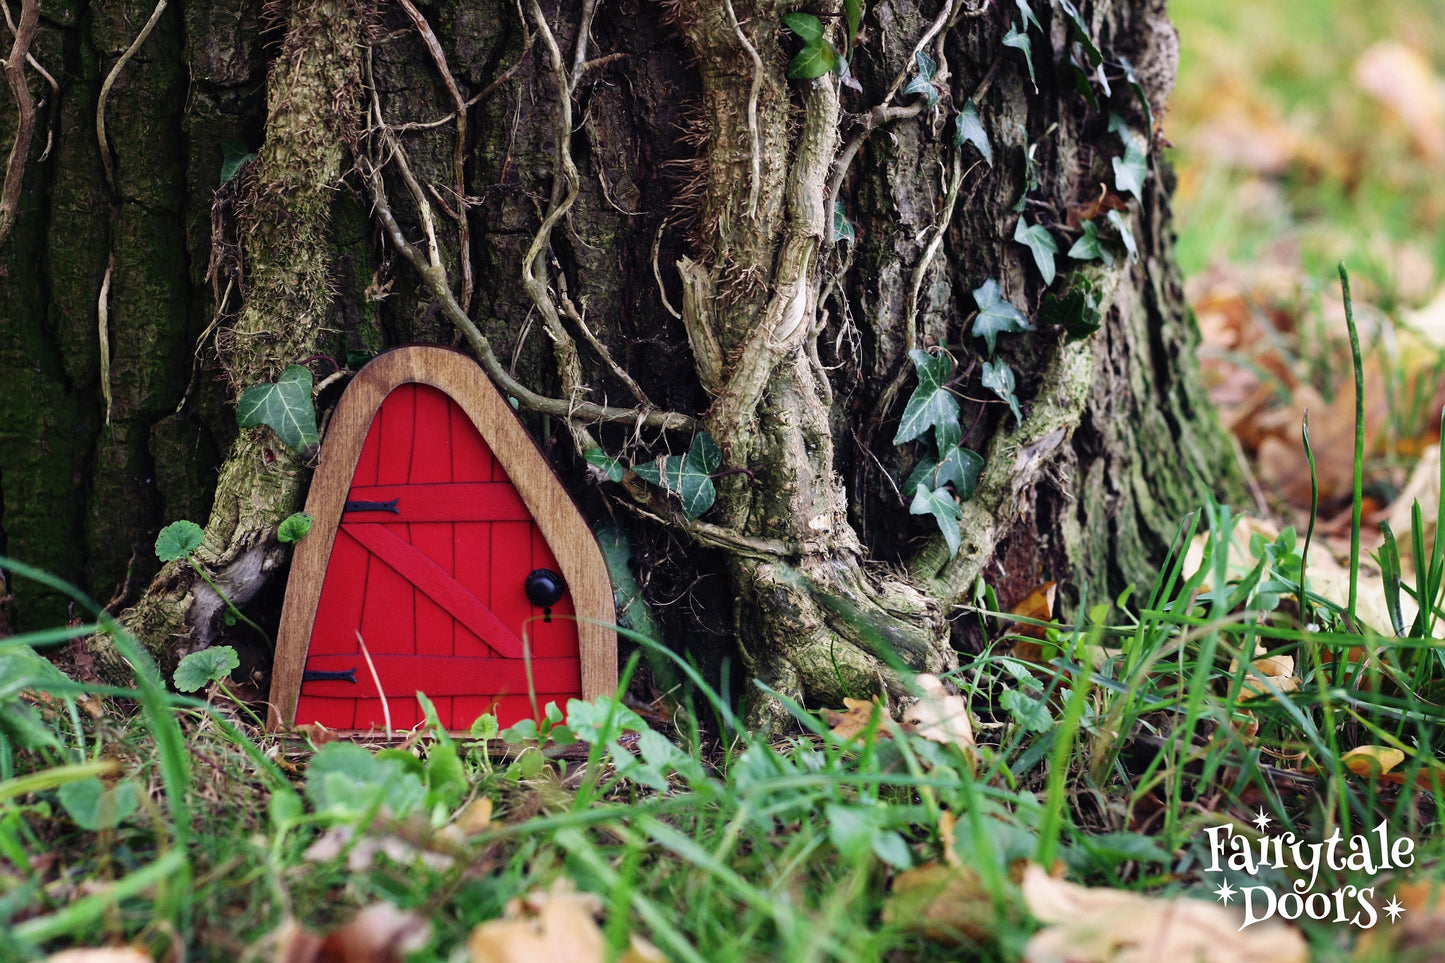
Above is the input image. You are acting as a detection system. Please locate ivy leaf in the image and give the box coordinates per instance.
[1107,209,1139,263]
[844,0,863,43]
[934,416,961,459]
[687,431,723,475]
[173,645,240,693]
[936,445,984,500]
[903,50,940,107]
[1015,0,1040,32]
[633,432,720,519]
[58,778,139,831]
[236,365,320,456]
[982,358,1023,425]
[277,512,313,544]
[971,278,1030,356]
[789,39,842,80]
[904,456,939,498]
[910,484,963,558]
[953,100,992,166]
[782,12,823,44]
[1118,56,1154,131]
[893,349,960,446]
[1110,115,1149,201]
[219,139,255,187]
[1002,25,1036,89]
[584,447,625,482]
[1014,217,1059,286]
[1055,0,1101,65]
[833,201,856,244]
[156,519,204,563]
[1038,287,1102,341]
[1066,219,1113,266]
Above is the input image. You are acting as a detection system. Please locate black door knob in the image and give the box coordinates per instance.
[525,568,566,608]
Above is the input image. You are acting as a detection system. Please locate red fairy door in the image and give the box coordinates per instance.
[270,347,616,734]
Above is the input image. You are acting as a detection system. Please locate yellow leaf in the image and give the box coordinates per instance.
[1341,745,1405,777]
[467,880,670,963]
[825,697,893,741]
[1020,863,1308,963]
[883,863,996,942]
[457,796,494,834]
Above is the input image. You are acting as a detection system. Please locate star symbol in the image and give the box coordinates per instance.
[1252,808,1273,831]
[1385,897,1407,922]
[1214,881,1237,905]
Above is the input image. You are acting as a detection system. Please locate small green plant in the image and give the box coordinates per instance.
[155,519,272,647]
[173,646,241,692]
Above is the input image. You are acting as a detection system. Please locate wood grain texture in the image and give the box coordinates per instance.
[269,346,618,732]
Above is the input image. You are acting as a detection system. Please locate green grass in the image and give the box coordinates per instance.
[6,436,1445,961]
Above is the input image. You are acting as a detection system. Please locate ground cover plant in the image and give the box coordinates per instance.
[8,0,1445,960]
[6,304,1445,958]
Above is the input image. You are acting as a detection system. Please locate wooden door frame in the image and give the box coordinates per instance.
[267,345,617,731]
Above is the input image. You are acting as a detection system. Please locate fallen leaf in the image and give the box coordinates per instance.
[900,674,975,753]
[1355,880,1445,960]
[467,880,668,963]
[1354,41,1445,162]
[883,863,997,942]
[296,722,340,746]
[826,697,893,741]
[273,904,431,963]
[1229,647,1301,701]
[1020,863,1308,963]
[456,796,494,834]
[1341,745,1405,777]
[1008,581,1057,640]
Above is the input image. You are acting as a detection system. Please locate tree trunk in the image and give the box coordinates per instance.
[0,0,1243,720]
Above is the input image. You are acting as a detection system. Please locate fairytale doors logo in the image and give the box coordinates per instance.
[1202,810,1413,930]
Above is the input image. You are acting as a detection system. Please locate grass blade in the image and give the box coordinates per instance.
[1339,263,1363,624]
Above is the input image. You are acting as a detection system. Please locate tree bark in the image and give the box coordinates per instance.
[0,0,1244,719]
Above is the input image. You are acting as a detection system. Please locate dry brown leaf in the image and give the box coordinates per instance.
[1229,647,1301,701]
[274,904,431,963]
[1341,745,1406,777]
[1355,880,1445,959]
[1354,41,1445,162]
[1020,863,1307,963]
[900,674,975,752]
[883,863,997,942]
[825,697,893,741]
[296,722,340,746]
[467,880,668,963]
[1182,515,1403,637]
[456,796,494,834]
[1007,582,1057,640]
[44,951,153,963]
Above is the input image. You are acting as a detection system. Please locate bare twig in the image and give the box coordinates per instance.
[396,0,473,311]
[555,268,653,406]
[96,0,169,190]
[825,0,957,218]
[0,0,38,248]
[98,254,114,424]
[652,218,681,320]
[1,0,54,90]
[360,151,694,433]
